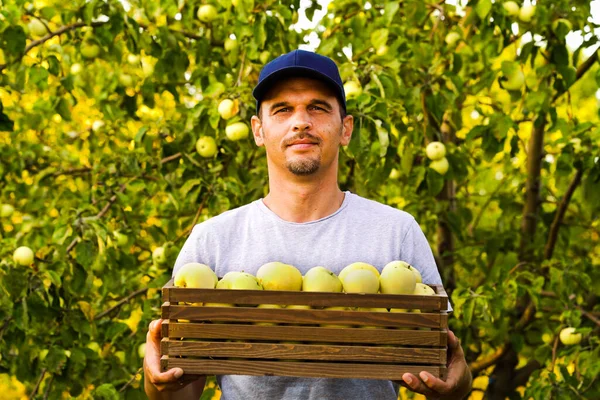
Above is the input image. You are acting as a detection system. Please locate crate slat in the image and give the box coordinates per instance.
[165,322,448,346]
[161,339,446,364]
[162,280,447,311]
[161,356,447,381]
[162,303,448,329]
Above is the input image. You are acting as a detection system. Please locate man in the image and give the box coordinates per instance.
[144,50,472,399]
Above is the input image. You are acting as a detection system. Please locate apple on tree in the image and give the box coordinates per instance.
[196,136,218,158]
[197,4,218,23]
[218,99,239,120]
[152,246,167,265]
[518,5,535,23]
[426,141,446,161]
[343,81,362,100]
[430,157,449,175]
[28,18,49,38]
[113,231,129,247]
[225,122,249,141]
[0,204,14,217]
[14,246,35,266]
[502,1,520,17]
[559,327,582,346]
[81,42,100,60]
[444,32,461,47]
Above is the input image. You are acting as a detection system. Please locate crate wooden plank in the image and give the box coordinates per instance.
[161,357,447,380]
[162,287,447,311]
[162,303,448,329]
[161,339,446,364]
[166,323,448,347]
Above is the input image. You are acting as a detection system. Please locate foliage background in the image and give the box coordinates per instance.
[0,0,599,399]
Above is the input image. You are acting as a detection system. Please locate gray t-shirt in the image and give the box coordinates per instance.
[173,192,450,400]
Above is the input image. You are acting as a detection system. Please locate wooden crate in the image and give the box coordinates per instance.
[160,279,448,381]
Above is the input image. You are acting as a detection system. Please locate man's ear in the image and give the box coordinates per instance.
[340,115,354,146]
[251,115,264,147]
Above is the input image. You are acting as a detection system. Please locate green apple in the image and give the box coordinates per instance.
[342,269,380,294]
[376,45,388,56]
[224,37,238,52]
[115,351,125,364]
[430,157,449,175]
[502,1,520,17]
[113,231,129,247]
[118,73,134,87]
[196,136,218,158]
[174,262,218,288]
[137,343,146,358]
[503,69,525,91]
[197,4,218,23]
[407,265,422,284]
[286,304,311,310]
[225,122,249,141]
[389,168,401,180]
[152,246,167,265]
[302,266,343,292]
[28,19,48,38]
[444,32,461,47]
[559,327,582,346]
[127,54,140,65]
[426,141,446,161]
[519,5,535,23]
[339,262,380,284]
[413,283,436,295]
[0,204,15,217]
[256,262,303,291]
[343,81,362,100]
[81,42,100,59]
[218,99,239,120]
[379,261,417,295]
[255,304,282,326]
[229,273,263,290]
[70,63,83,75]
[14,246,34,266]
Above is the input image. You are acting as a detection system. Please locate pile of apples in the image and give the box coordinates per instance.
[174,260,435,297]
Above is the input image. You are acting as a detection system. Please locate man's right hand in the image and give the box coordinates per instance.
[144,319,202,396]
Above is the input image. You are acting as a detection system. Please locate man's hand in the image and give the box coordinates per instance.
[143,319,200,395]
[400,329,472,400]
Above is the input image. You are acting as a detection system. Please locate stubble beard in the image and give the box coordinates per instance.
[286,155,321,176]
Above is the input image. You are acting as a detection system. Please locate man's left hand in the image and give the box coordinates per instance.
[400,329,472,399]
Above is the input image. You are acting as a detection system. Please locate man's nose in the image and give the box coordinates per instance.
[291,109,312,132]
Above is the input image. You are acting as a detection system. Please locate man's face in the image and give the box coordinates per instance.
[251,77,353,177]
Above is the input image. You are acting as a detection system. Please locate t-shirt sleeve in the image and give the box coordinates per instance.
[172,223,212,277]
[400,217,453,312]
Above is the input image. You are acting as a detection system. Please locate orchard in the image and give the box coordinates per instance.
[1,0,599,399]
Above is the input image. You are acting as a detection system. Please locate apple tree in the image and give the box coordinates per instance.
[0,0,599,399]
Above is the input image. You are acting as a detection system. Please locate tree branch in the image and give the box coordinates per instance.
[553,52,599,103]
[469,343,509,375]
[28,368,47,400]
[544,168,584,259]
[94,287,148,320]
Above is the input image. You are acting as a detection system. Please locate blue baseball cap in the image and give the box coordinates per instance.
[252,49,346,113]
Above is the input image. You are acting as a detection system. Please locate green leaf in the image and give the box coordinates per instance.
[370,28,389,49]
[75,241,96,268]
[426,169,445,196]
[93,384,120,400]
[475,0,492,19]
[1,26,26,56]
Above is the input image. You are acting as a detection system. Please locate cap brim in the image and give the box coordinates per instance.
[253,66,346,110]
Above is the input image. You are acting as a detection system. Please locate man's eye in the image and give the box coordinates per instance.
[310,105,326,111]
[275,108,290,113]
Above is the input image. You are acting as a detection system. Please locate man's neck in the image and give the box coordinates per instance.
[263,174,346,223]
